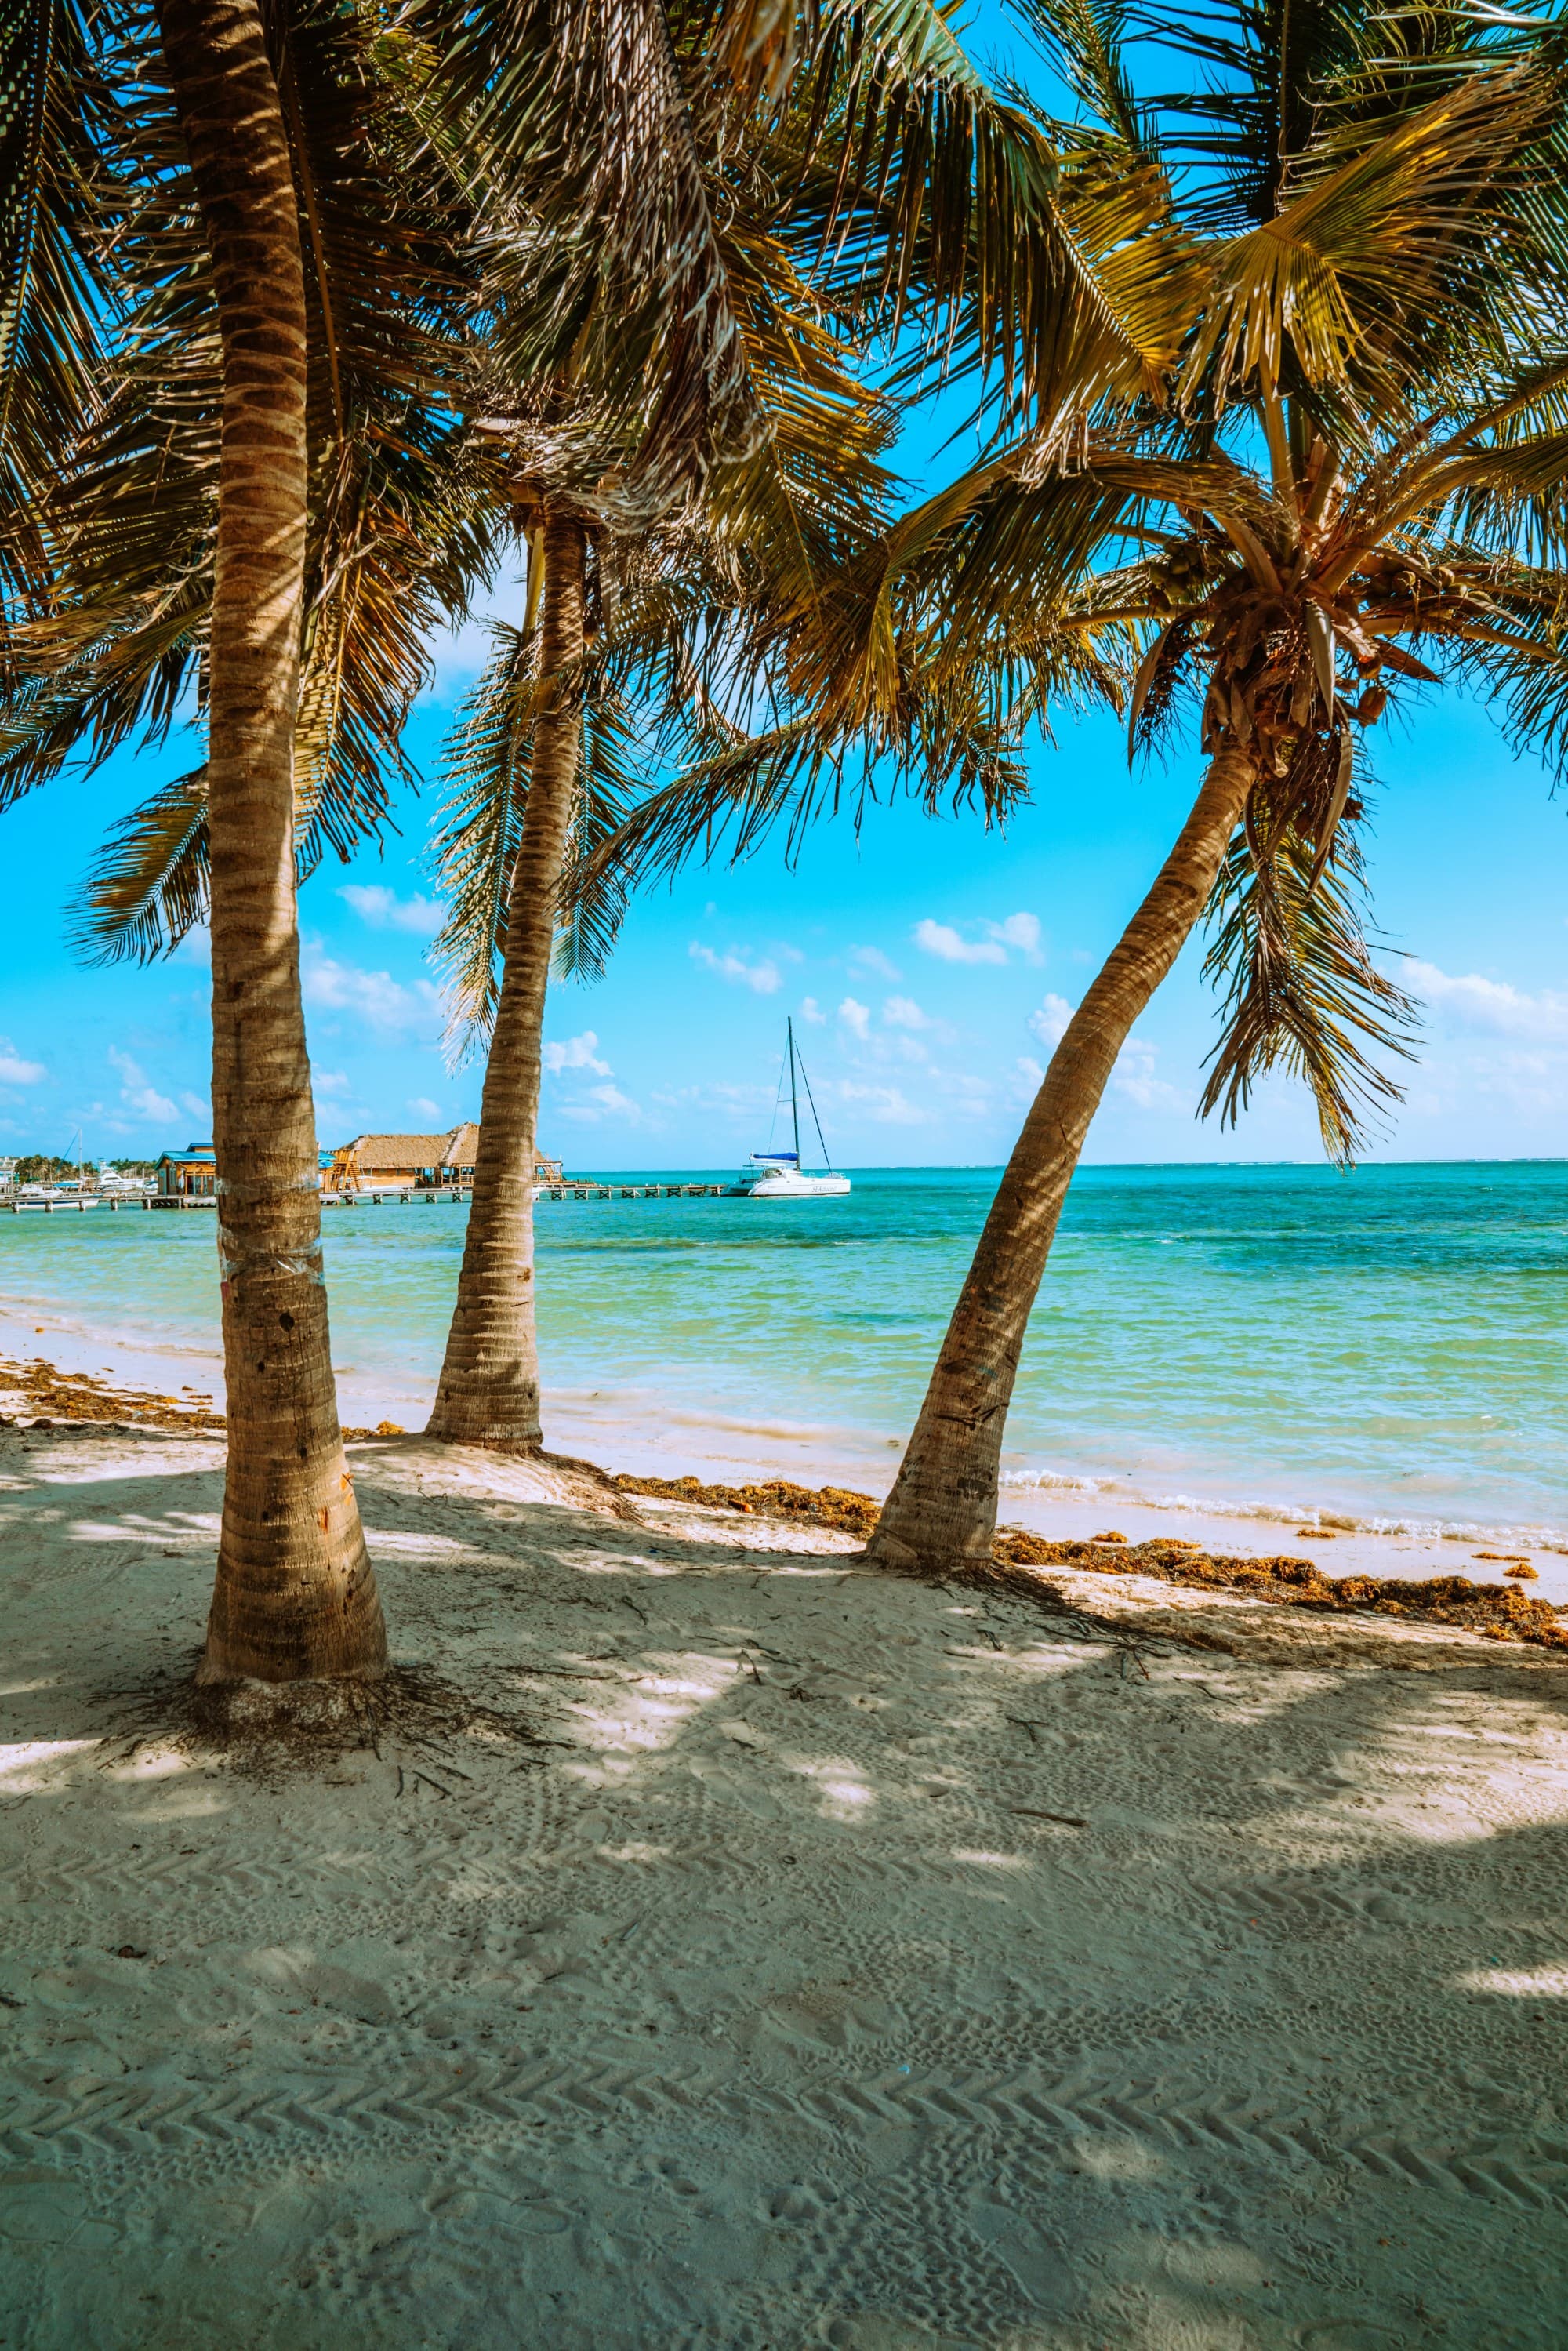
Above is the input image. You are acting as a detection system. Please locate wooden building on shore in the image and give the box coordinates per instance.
[328,1125,562,1194]
[156,1143,217,1200]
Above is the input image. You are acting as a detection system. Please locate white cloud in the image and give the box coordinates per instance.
[1406,960,1568,1041]
[0,1040,46,1087]
[1112,1035,1189,1114]
[850,945,902,981]
[833,1081,925,1125]
[913,918,1007,967]
[302,948,442,1037]
[650,1080,770,1118]
[985,912,1043,961]
[559,1083,641,1124]
[1015,1056,1045,1092]
[338,884,443,936]
[544,1029,612,1075]
[179,1091,210,1127]
[882,994,933,1031]
[107,1048,177,1125]
[314,1070,352,1099]
[407,1097,444,1122]
[1392,960,1568,1122]
[914,912,1044,967]
[838,996,871,1041]
[689,943,781,994]
[1028,993,1074,1052]
[799,997,826,1025]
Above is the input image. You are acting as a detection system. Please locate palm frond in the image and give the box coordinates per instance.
[554,684,642,982]
[0,0,116,618]
[1199,761,1418,1161]
[427,622,537,1063]
[1179,65,1561,417]
[71,765,210,965]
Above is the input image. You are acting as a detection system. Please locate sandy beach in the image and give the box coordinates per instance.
[3,1404,1566,2348]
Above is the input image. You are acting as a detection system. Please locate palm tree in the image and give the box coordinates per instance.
[857,2,1568,1574]
[423,501,590,1445]
[413,0,1147,1451]
[136,0,387,1678]
[2,2,489,1678]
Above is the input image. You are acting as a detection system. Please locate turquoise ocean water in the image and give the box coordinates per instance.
[2,1161,1565,1543]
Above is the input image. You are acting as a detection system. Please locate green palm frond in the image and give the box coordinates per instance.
[10,3,499,962]
[427,622,537,1063]
[553,684,642,983]
[0,0,114,618]
[71,765,210,966]
[1179,65,1559,417]
[1198,765,1418,1162]
[568,634,1036,901]
[1016,0,1149,159]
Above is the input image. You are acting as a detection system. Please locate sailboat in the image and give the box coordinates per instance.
[734,1019,850,1198]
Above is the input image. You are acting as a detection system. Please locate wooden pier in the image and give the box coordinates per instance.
[3,1181,739,1215]
[323,1182,735,1205]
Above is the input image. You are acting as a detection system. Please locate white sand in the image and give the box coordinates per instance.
[3,1423,1567,2349]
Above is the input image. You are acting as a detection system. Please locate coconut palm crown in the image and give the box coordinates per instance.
[608,0,1568,1579]
[829,0,1568,1158]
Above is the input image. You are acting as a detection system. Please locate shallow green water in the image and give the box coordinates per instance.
[2,1161,1565,1541]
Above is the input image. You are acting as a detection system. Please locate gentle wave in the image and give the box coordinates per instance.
[997,1465,1568,1550]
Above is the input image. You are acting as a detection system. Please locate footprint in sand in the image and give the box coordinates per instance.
[428,2186,572,2237]
[0,2168,118,2250]
[746,1982,898,2052]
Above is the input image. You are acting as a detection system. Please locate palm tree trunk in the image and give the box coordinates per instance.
[865,745,1254,1578]
[157,0,386,1682]
[426,509,587,1448]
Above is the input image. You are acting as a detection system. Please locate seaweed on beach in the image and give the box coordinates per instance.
[987,1529,1568,1651]
[615,1472,882,1539]
[0,1356,225,1432]
[0,1355,408,1444]
[615,1472,1568,1652]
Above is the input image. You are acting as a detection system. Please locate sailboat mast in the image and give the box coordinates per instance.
[787,1019,801,1166]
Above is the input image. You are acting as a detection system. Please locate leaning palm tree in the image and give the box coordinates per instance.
[2,1,490,1678]
[855,2,1568,1574]
[421,243,903,1448]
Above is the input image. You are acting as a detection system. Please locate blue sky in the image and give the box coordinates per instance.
[8,5,1567,1172]
[2,610,1566,1170]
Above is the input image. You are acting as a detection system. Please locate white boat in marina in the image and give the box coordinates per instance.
[733,1020,850,1199]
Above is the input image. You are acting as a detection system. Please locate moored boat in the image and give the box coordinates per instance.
[732,1020,850,1199]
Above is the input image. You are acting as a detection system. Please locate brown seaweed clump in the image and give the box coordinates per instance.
[991,1528,1567,1648]
[0,1357,414,1445]
[614,1471,1567,1653]
[0,1357,225,1433]
[614,1473,882,1540]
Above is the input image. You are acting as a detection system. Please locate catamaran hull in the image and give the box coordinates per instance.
[738,1172,851,1198]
